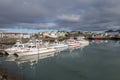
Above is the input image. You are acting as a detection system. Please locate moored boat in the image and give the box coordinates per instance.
[14,44,56,57]
[50,42,68,51]
[4,40,25,55]
[77,36,89,45]
[67,39,81,46]
[5,39,43,55]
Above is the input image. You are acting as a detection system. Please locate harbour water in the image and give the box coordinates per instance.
[0,40,120,80]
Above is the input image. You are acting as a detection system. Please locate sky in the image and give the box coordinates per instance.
[0,0,120,33]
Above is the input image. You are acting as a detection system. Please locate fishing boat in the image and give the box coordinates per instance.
[14,47,56,57]
[14,42,56,57]
[79,40,89,45]
[77,37,89,45]
[67,39,81,46]
[4,40,25,55]
[51,43,68,49]
[50,40,68,51]
[5,39,43,55]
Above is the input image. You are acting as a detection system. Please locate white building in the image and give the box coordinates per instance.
[0,32,22,38]
[0,32,30,38]
[22,33,31,38]
[105,32,119,37]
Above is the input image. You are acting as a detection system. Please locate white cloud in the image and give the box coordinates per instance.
[107,25,120,30]
[14,22,57,29]
[57,14,80,22]
[1,0,120,31]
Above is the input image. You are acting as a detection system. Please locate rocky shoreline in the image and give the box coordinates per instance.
[0,69,23,80]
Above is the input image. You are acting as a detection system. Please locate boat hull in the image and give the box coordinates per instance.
[14,48,56,57]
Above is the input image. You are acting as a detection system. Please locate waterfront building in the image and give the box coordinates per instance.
[0,32,30,38]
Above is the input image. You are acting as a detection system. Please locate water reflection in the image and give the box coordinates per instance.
[68,42,89,53]
[0,52,57,80]
[4,42,90,68]
[91,40,120,49]
[0,40,119,80]
[91,40,120,44]
[6,52,56,68]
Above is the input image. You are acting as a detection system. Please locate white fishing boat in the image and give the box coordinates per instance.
[77,37,89,45]
[50,42,68,51]
[49,39,68,52]
[5,40,25,55]
[79,40,89,45]
[67,39,81,46]
[14,43,56,57]
[24,39,42,46]
[5,39,43,55]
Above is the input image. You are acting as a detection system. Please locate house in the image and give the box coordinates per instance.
[92,33,104,38]
[105,29,120,37]
[37,31,68,38]
[22,33,31,38]
[57,31,66,37]
[42,32,50,38]
[38,32,43,37]
[0,32,30,38]
[0,32,23,38]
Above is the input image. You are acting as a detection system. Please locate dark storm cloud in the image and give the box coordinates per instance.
[0,0,120,31]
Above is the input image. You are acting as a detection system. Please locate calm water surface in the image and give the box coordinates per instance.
[0,41,120,80]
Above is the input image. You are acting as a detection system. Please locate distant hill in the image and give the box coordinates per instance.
[105,29,120,33]
[116,29,120,32]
